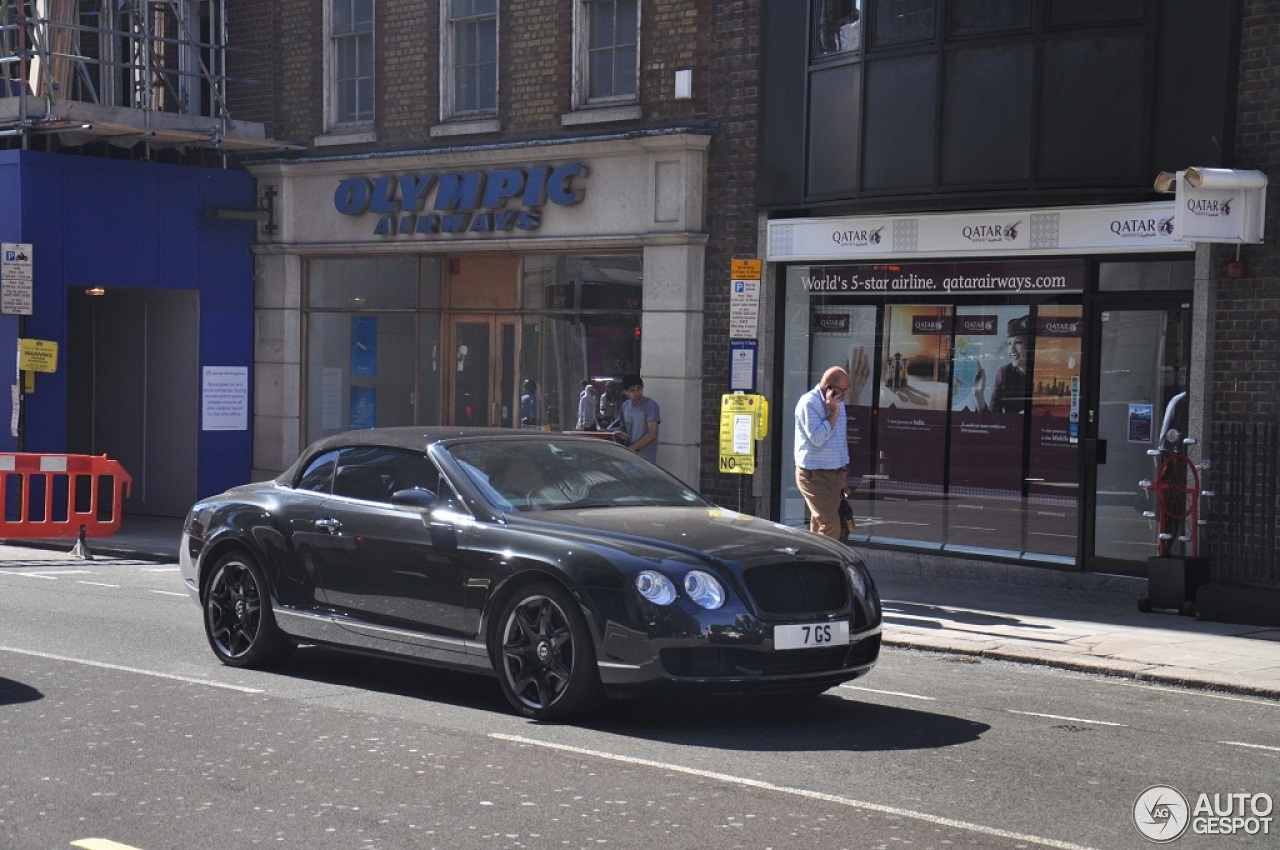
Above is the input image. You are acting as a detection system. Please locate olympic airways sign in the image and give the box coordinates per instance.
[334,164,589,237]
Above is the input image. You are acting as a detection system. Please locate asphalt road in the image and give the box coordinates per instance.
[1,554,1277,850]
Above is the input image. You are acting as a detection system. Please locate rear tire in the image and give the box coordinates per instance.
[494,582,604,721]
[204,551,293,668]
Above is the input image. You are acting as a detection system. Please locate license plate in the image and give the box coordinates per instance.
[774,621,850,650]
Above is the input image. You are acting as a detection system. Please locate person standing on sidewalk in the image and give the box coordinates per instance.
[794,366,850,538]
[620,375,660,462]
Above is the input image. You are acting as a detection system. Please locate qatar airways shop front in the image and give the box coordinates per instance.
[768,201,1200,575]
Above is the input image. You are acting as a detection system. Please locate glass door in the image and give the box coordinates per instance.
[1086,302,1190,573]
[446,317,516,427]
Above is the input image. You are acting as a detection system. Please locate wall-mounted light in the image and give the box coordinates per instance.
[84,287,106,296]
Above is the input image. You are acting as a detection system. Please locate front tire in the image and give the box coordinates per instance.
[204,551,293,668]
[494,582,603,721]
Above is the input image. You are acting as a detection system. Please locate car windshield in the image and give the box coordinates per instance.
[446,438,706,512]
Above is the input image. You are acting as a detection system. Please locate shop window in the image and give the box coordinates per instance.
[813,0,862,57]
[443,0,498,118]
[871,0,935,48]
[301,254,640,443]
[520,255,642,431]
[304,258,440,444]
[782,260,1086,565]
[326,0,374,129]
[575,0,638,105]
[307,258,439,309]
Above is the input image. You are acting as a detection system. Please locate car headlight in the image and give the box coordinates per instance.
[636,570,678,605]
[683,570,725,610]
[845,562,868,600]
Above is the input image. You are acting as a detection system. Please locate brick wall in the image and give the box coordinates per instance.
[1204,0,1280,574]
[697,0,760,510]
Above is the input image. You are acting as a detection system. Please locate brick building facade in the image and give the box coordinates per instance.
[221,0,760,506]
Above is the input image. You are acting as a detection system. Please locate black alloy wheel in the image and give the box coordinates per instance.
[495,582,603,721]
[204,551,292,668]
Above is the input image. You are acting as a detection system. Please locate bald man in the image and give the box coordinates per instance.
[793,366,850,538]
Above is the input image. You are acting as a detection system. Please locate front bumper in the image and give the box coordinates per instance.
[596,607,882,696]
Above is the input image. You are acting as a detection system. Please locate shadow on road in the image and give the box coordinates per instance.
[269,646,989,752]
[0,676,43,706]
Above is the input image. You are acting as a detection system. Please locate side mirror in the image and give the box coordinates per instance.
[390,487,440,510]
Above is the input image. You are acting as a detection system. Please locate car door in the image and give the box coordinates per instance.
[309,445,473,659]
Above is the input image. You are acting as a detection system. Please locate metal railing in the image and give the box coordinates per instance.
[1211,421,1280,588]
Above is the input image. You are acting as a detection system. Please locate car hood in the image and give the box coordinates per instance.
[505,506,851,567]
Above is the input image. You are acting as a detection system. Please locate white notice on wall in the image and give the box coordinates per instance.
[202,366,249,431]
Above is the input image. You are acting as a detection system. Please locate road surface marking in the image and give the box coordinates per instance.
[491,733,1100,850]
[0,645,263,693]
[1006,709,1126,727]
[15,570,93,579]
[71,840,144,850]
[1221,740,1280,753]
[77,581,120,588]
[841,684,936,701]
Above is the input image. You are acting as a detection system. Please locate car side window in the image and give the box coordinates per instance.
[330,445,456,507]
[296,450,340,493]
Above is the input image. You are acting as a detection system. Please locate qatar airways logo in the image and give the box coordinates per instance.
[1111,216,1175,237]
[1186,197,1233,217]
[1039,320,1081,337]
[831,226,885,247]
[913,316,950,335]
[957,316,997,334]
[962,221,1020,243]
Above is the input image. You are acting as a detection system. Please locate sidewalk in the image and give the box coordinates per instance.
[5,516,1280,701]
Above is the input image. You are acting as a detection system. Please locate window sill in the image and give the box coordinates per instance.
[429,118,500,138]
[560,104,642,127]
[314,130,377,147]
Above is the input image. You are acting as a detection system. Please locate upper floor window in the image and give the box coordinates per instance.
[328,0,374,128]
[443,0,498,117]
[814,0,862,57]
[578,0,638,105]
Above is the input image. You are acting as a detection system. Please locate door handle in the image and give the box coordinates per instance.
[314,517,342,534]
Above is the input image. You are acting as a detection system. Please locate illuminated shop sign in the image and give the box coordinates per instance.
[334,164,589,237]
[768,202,1191,260]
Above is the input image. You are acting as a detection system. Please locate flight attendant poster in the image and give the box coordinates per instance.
[1026,305,1083,558]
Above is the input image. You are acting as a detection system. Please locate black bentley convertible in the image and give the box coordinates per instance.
[180,427,882,720]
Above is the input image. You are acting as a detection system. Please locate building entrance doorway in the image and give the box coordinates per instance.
[1084,299,1192,574]
[447,316,516,428]
[66,288,199,518]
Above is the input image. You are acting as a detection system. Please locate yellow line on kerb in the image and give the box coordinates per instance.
[71,839,145,850]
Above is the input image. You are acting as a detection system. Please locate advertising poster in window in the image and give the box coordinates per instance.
[875,304,952,541]
[946,305,1032,553]
[349,386,376,430]
[1025,305,1083,558]
[808,305,877,484]
[351,316,378,376]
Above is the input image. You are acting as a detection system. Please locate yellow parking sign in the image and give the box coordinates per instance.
[719,393,768,475]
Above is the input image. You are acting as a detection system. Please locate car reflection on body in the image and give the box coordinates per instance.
[180,427,882,720]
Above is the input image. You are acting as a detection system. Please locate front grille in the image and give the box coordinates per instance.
[742,561,849,616]
[660,635,880,679]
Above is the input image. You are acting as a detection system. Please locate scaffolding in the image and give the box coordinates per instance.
[0,0,291,155]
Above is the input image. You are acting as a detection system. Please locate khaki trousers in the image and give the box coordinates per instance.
[796,466,845,539]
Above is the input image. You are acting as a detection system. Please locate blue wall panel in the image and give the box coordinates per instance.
[3,150,255,502]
